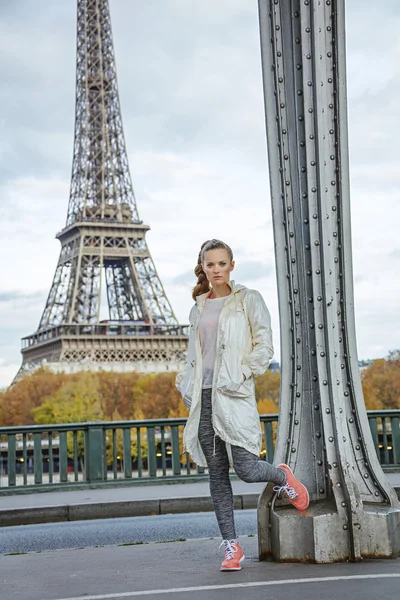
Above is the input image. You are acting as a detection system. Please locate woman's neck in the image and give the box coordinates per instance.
[209,283,231,299]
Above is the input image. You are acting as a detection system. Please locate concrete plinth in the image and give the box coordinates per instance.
[259,488,400,563]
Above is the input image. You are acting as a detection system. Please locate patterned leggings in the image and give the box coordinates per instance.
[198,388,285,540]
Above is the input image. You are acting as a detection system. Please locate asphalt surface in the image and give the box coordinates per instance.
[2,536,400,600]
[0,510,257,555]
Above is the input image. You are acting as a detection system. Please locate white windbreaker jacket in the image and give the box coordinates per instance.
[176,281,274,467]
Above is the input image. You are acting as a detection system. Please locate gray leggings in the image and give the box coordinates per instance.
[198,388,285,540]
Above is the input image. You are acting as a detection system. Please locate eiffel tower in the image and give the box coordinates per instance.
[17,0,188,379]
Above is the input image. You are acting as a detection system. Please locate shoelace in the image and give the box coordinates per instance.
[273,483,298,500]
[219,540,237,560]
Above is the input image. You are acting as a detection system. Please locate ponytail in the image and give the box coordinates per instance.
[192,241,211,301]
[192,239,233,301]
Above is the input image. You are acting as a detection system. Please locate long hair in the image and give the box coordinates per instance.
[192,239,234,301]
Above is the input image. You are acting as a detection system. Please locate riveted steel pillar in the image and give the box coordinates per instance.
[257,0,400,562]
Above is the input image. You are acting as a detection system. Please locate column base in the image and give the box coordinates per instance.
[258,491,400,563]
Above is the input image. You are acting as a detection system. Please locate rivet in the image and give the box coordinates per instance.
[296,392,301,397]
[337,482,341,488]
[344,391,349,397]
[343,524,348,530]
[333,462,337,468]
[326,408,331,414]
[343,437,346,442]
[316,432,321,439]
[319,488,325,494]
[310,134,315,140]
[286,181,291,186]
[317,460,323,466]
[318,324,323,329]
[320,352,325,357]
[312,375,318,382]
[295,419,299,425]
[297,365,301,370]
[315,404,319,411]
[329,436,333,442]
[304,218,309,224]
[311,350,316,356]
[323,380,327,385]
[364,473,369,479]
[291,447,297,453]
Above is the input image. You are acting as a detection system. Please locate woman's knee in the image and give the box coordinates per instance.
[234,460,255,483]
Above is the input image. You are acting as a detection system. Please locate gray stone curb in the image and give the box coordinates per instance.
[0,493,260,527]
[1,488,398,528]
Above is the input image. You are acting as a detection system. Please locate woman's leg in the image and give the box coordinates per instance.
[231,444,286,486]
[198,389,236,540]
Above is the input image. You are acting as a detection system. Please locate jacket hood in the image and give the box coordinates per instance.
[195,280,247,311]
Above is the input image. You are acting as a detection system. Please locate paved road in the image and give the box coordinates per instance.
[0,510,257,554]
[2,536,400,600]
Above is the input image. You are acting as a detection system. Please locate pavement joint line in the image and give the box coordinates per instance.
[49,573,400,600]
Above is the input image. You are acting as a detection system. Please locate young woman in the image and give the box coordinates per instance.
[176,239,309,572]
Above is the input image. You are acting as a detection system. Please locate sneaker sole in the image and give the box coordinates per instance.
[278,464,310,511]
[220,554,245,571]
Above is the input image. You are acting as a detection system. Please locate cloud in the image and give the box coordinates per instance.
[0,290,45,304]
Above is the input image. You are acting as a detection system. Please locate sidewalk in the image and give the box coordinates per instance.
[1,473,399,527]
[2,535,400,600]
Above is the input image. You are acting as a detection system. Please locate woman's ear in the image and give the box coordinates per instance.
[230,261,235,272]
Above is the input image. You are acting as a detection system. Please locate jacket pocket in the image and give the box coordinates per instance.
[175,367,194,409]
[216,347,252,398]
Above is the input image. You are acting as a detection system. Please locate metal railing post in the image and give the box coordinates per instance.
[85,423,105,483]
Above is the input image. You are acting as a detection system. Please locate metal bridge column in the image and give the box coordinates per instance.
[257,0,400,562]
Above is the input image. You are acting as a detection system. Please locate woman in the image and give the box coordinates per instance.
[176,239,309,572]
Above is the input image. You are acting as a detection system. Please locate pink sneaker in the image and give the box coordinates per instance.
[274,463,310,511]
[220,540,245,571]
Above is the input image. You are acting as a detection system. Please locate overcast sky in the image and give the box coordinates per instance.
[0,0,399,388]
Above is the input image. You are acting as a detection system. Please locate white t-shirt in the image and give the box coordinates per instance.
[199,295,228,389]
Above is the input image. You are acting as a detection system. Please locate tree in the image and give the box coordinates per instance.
[361,351,400,410]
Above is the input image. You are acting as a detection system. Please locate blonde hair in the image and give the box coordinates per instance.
[192,239,234,301]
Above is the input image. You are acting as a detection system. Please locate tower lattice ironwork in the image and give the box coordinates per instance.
[18,0,188,378]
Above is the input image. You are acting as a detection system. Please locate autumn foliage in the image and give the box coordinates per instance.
[0,352,398,427]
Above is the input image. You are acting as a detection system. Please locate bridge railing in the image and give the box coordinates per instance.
[0,410,398,492]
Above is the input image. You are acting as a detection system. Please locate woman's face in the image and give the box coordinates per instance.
[202,248,234,287]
